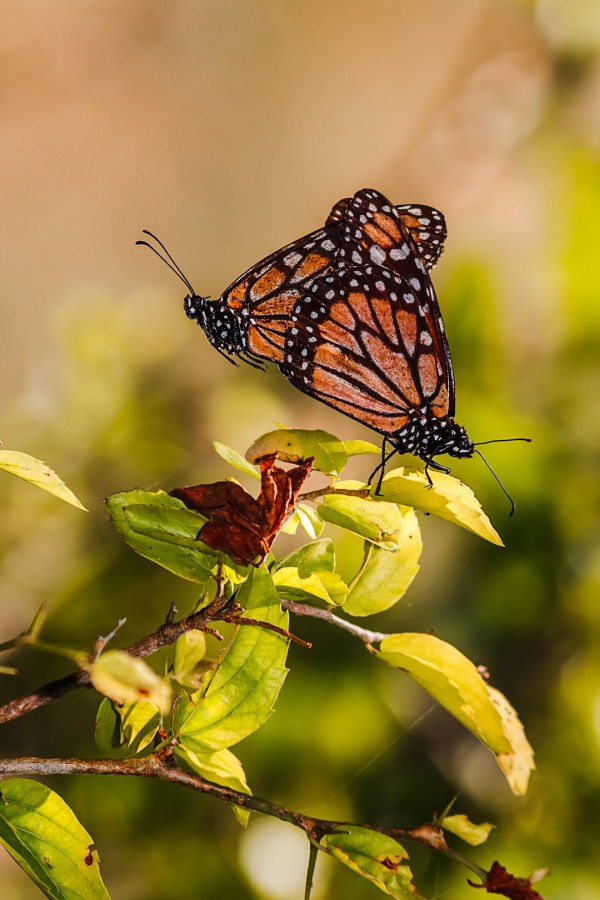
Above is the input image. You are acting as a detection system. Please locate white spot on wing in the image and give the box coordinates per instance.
[284,252,302,267]
[369,245,386,265]
[390,243,409,261]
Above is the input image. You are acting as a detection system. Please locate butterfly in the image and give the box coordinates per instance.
[280,189,474,478]
[137,190,446,369]
[141,189,524,509]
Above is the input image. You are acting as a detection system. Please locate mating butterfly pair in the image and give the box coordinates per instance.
[139,188,474,478]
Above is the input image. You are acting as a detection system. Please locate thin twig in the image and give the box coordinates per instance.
[0,753,488,883]
[91,618,127,662]
[281,600,387,644]
[0,597,388,727]
[299,486,371,503]
[0,607,221,725]
[224,614,312,648]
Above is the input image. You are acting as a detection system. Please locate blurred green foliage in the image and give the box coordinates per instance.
[2,43,600,900]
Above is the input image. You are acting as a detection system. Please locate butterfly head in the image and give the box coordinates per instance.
[428,420,475,461]
[393,410,474,463]
[183,292,209,321]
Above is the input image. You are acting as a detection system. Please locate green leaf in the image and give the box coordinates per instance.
[0,779,109,899]
[373,467,503,546]
[295,503,325,538]
[272,567,348,606]
[321,827,417,898]
[173,566,289,752]
[343,439,381,457]
[94,698,160,756]
[213,441,261,481]
[487,684,535,795]
[117,699,161,755]
[94,698,121,750]
[173,630,208,688]
[105,489,246,584]
[441,814,494,846]
[0,664,18,675]
[272,539,335,575]
[373,633,510,754]
[88,650,172,716]
[0,450,87,511]
[175,745,252,827]
[245,428,347,475]
[317,482,407,549]
[344,509,422,616]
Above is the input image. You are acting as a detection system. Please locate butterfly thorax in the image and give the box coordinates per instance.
[393,408,474,467]
[183,294,246,356]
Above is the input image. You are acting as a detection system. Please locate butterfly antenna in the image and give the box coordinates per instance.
[474,437,532,447]
[473,448,516,517]
[136,230,195,296]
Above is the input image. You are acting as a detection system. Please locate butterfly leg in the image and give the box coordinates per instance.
[423,456,450,489]
[369,438,399,495]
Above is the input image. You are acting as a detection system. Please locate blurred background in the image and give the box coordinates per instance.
[1,0,599,897]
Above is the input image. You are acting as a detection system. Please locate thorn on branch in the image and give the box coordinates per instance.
[91,618,127,661]
[164,603,178,626]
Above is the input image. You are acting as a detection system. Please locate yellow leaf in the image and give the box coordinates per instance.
[245,427,347,475]
[441,813,494,846]
[373,466,502,546]
[344,508,422,616]
[487,684,535,795]
[88,650,172,715]
[375,633,510,754]
[0,450,87,510]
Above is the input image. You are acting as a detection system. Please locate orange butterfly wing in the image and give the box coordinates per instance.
[281,265,452,437]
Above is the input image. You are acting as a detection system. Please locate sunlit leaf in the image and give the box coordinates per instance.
[296,503,324,538]
[173,630,207,688]
[321,827,417,898]
[272,566,348,606]
[94,698,121,750]
[0,450,87,511]
[213,441,261,480]
[344,509,422,616]
[487,684,535,796]
[105,489,247,584]
[95,698,161,756]
[317,481,406,549]
[88,650,172,716]
[245,428,347,475]
[173,566,289,752]
[118,699,161,755]
[272,539,335,575]
[343,439,381,457]
[279,510,300,535]
[441,814,494,846]
[373,633,510,754]
[175,745,252,827]
[373,466,503,546]
[0,779,109,898]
